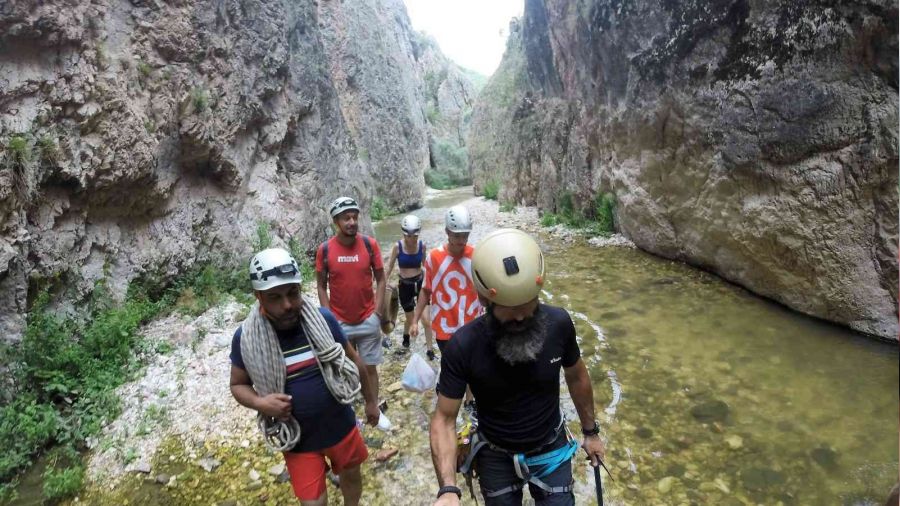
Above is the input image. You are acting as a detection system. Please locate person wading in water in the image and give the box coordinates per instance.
[316,196,390,427]
[411,205,481,414]
[429,229,607,506]
[384,214,436,358]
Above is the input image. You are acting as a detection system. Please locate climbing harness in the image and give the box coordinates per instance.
[240,295,361,451]
[458,417,581,500]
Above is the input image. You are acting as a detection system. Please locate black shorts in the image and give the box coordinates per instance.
[398,273,423,313]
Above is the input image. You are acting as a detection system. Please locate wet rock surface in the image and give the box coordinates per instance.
[468,0,899,339]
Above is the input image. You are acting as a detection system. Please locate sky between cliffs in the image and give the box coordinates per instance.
[403,0,523,77]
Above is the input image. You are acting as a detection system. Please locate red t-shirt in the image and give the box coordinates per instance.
[424,244,482,341]
[316,236,384,324]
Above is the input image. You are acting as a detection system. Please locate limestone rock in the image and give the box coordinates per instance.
[690,400,730,423]
[657,476,677,494]
[468,0,898,339]
[725,435,743,450]
[198,457,221,473]
[0,0,469,341]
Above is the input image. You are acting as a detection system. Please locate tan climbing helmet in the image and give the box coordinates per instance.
[471,228,544,307]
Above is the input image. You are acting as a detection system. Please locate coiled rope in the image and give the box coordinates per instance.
[240,295,361,451]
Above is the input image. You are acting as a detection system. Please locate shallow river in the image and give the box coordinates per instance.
[10,188,894,506]
[376,188,899,505]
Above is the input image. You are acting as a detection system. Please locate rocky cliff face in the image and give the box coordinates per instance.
[411,33,482,188]
[0,0,443,340]
[469,0,899,339]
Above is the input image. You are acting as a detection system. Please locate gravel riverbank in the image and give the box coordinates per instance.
[81,195,632,504]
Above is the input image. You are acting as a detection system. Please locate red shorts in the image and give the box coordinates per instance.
[283,427,369,501]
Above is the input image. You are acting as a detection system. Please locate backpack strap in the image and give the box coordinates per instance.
[321,239,330,277]
[322,236,375,277]
[362,235,375,269]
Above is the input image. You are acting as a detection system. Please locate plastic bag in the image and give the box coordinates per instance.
[401,352,437,393]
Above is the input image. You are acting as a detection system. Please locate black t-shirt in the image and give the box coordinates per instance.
[437,304,581,452]
[230,307,356,453]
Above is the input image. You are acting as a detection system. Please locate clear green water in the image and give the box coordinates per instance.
[546,241,898,505]
[376,189,898,505]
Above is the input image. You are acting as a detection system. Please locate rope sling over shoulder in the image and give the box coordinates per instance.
[240,295,361,451]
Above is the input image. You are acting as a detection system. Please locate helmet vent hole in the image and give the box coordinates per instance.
[474,270,489,289]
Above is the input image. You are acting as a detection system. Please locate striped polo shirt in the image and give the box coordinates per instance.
[230,306,356,452]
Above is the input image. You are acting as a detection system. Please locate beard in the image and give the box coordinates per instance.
[266,301,303,331]
[271,310,301,330]
[270,309,301,331]
[488,305,548,366]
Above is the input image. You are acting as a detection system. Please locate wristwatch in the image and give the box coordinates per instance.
[437,485,462,499]
[582,419,601,436]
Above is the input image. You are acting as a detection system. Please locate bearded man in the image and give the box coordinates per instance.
[429,229,607,506]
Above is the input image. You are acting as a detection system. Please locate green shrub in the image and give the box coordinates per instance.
[7,136,30,166]
[0,395,60,483]
[539,192,617,236]
[0,483,15,502]
[42,464,84,501]
[424,169,452,189]
[551,192,588,228]
[173,264,247,316]
[371,196,390,221]
[482,180,500,200]
[137,61,151,78]
[288,237,316,283]
[540,213,560,227]
[425,104,440,124]
[0,283,158,483]
[37,135,58,165]
[191,87,208,112]
[432,138,467,171]
[594,192,616,235]
[0,256,256,491]
[499,201,516,213]
[253,221,272,252]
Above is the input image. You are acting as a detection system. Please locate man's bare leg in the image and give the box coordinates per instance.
[366,364,379,403]
[300,490,327,506]
[339,464,363,506]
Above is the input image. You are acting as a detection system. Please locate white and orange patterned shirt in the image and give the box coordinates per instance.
[423,244,483,341]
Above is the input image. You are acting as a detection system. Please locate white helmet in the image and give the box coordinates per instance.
[249,248,302,291]
[329,196,360,218]
[472,229,544,307]
[445,205,473,233]
[400,215,421,235]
